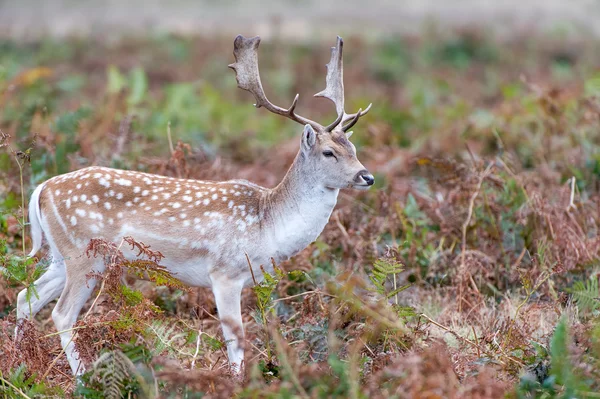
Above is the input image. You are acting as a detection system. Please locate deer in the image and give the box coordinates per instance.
[15,34,374,376]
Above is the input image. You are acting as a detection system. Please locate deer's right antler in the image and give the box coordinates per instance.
[228,35,323,132]
[315,36,372,132]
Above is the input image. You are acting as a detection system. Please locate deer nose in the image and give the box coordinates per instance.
[361,173,375,186]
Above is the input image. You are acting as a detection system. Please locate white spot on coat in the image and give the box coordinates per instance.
[115,178,132,186]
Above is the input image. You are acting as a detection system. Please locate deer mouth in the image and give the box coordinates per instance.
[352,182,373,191]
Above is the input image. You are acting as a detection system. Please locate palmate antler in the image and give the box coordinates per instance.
[314,36,372,132]
[229,35,371,133]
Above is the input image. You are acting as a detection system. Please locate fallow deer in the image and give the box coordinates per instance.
[16,35,374,375]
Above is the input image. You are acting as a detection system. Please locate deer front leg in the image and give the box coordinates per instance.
[211,275,245,374]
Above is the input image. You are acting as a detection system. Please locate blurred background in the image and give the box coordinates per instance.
[2,1,600,398]
[2,0,600,40]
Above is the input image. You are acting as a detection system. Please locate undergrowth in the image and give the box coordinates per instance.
[1,29,600,397]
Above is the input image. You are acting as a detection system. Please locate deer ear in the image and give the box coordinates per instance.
[345,131,353,139]
[301,124,317,153]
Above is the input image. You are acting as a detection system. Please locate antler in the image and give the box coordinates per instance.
[228,35,323,131]
[314,36,372,132]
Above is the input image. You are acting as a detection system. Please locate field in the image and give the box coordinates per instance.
[1,28,600,398]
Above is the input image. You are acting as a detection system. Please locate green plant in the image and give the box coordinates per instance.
[369,256,409,301]
[516,317,593,398]
[368,255,416,319]
[248,258,284,364]
[0,364,62,398]
[0,130,49,321]
[75,350,152,399]
[569,276,600,315]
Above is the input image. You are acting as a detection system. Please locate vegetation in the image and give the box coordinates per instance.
[1,29,600,397]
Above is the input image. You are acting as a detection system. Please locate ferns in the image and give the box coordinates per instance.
[146,319,187,356]
[369,258,410,300]
[76,350,148,399]
[366,255,417,321]
[570,276,599,314]
[125,260,187,290]
[92,351,133,399]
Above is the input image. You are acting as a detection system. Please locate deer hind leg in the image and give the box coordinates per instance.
[15,252,66,337]
[211,275,245,373]
[52,256,101,375]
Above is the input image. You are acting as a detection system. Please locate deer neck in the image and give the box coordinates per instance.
[262,151,339,261]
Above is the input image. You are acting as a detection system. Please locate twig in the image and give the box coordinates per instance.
[245,253,257,286]
[339,192,377,214]
[471,325,481,358]
[272,290,337,303]
[167,121,174,154]
[0,375,32,399]
[42,238,125,379]
[190,327,202,369]
[40,277,107,380]
[511,248,527,269]
[358,337,376,357]
[459,163,493,311]
[113,115,132,160]
[42,321,110,338]
[566,176,576,212]
[270,327,309,399]
[249,342,269,361]
[420,313,479,350]
[334,212,351,242]
[461,163,493,268]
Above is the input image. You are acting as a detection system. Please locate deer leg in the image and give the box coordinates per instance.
[52,258,99,375]
[211,276,245,373]
[15,255,66,337]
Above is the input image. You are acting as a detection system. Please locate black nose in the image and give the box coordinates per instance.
[362,173,375,186]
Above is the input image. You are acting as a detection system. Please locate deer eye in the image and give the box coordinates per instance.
[323,151,335,157]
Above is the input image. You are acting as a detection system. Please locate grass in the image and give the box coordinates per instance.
[1,29,600,397]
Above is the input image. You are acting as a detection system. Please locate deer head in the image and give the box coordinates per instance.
[229,35,374,190]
